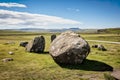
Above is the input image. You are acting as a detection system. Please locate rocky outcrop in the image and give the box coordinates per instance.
[26,36,45,53]
[98,45,107,51]
[92,44,107,51]
[49,31,90,64]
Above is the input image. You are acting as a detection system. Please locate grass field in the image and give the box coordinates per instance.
[0,30,120,80]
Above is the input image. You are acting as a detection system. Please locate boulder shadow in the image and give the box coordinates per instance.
[42,51,49,54]
[31,51,49,54]
[59,59,113,71]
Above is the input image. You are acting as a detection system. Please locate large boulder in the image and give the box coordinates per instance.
[26,36,45,53]
[51,34,56,42]
[49,31,90,64]
[111,70,120,80]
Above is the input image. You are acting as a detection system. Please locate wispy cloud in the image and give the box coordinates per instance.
[67,8,80,12]
[0,9,81,29]
[0,3,27,8]
[75,9,80,12]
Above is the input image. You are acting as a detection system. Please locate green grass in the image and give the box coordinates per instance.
[105,28,120,34]
[97,28,120,34]
[104,73,116,80]
[0,30,120,80]
[81,33,120,42]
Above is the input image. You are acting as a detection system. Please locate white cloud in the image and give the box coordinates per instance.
[0,9,82,29]
[0,3,26,8]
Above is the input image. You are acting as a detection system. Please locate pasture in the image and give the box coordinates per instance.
[0,30,120,80]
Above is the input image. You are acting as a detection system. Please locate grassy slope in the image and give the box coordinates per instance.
[98,28,120,34]
[81,34,120,42]
[106,28,120,33]
[0,30,120,80]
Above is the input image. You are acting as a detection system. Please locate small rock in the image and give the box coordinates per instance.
[2,58,13,62]
[51,34,56,42]
[8,51,14,55]
[98,45,107,51]
[92,44,98,48]
[4,41,15,45]
[20,41,28,47]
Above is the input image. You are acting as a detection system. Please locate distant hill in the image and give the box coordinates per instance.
[2,28,99,33]
[5,28,82,33]
[4,27,120,33]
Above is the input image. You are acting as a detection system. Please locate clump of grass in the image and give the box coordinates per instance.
[104,73,116,80]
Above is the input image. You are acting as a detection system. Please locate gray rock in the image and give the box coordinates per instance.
[51,34,56,42]
[2,58,13,62]
[92,44,98,48]
[98,45,107,51]
[26,35,45,53]
[8,51,14,55]
[20,41,28,47]
[111,70,120,80]
[49,31,90,64]
[4,41,15,45]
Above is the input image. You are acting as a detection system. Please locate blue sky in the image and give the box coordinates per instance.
[0,0,120,29]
